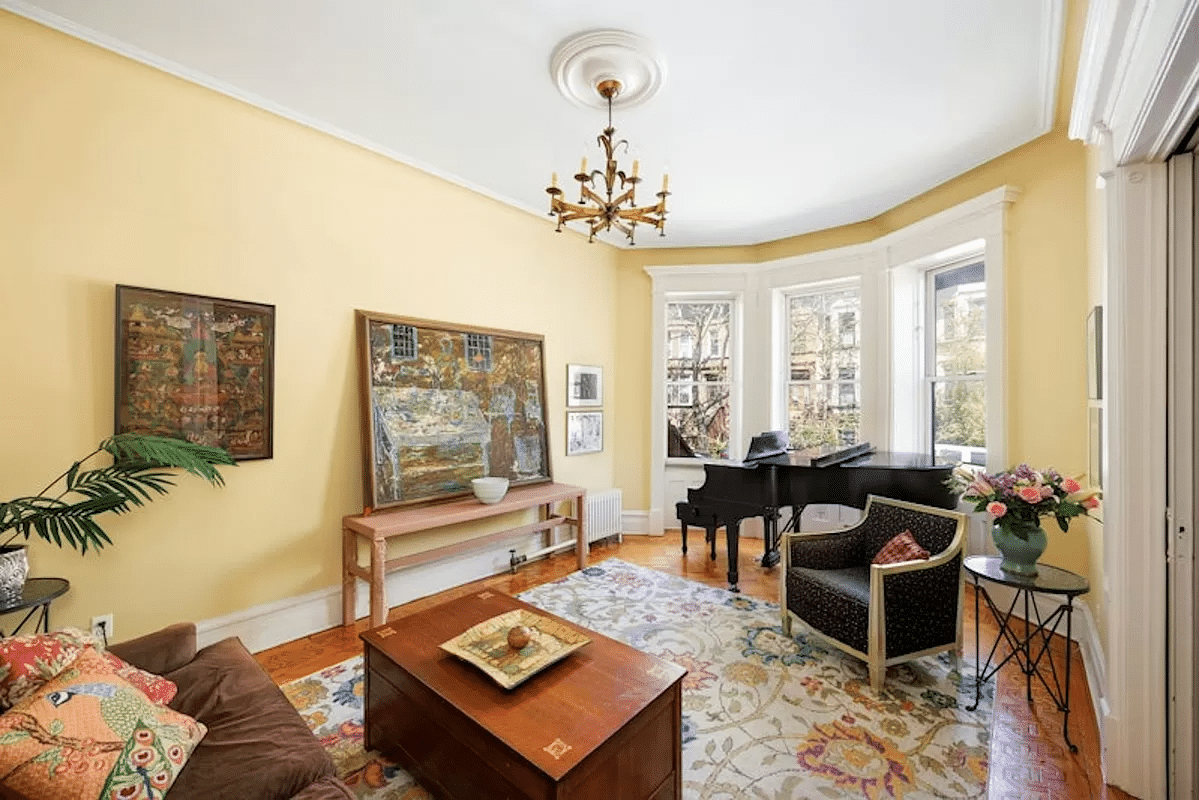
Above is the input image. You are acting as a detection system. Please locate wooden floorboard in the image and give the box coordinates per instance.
[256,533,1137,800]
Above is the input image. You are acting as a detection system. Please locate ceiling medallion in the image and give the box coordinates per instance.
[545,31,669,244]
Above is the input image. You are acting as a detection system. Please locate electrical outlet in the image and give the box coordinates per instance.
[90,613,114,643]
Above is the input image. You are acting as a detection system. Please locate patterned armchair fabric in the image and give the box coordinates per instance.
[781,495,967,693]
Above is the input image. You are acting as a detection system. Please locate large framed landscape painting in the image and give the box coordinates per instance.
[356,311,552,511]
[115,285,275,460]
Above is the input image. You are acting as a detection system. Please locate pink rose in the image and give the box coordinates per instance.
[986,501,1007,518]
[1018,486,1043,503]
[1082,496,1100,510]
[1061,477,1082,494]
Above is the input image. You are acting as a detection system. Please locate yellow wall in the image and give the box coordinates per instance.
[2,0,1100,638]
[0,11,621,639]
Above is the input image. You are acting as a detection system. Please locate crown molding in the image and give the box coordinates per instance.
[1038,0,1068,133]
[1069,0,1199,163]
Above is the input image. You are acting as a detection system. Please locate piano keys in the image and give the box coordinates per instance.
[675,444,957,591]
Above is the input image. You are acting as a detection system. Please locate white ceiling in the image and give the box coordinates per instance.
[6,0,1064,248]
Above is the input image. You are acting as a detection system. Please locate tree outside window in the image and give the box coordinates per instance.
[787,285,861,449]
[666,301,731,458]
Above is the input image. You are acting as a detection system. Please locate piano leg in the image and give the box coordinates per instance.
[760,509,781,568]
[707,527,717,560]
[725,522,740,592]
[680,520,688,554]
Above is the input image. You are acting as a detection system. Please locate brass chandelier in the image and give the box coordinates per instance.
[546,78,669,244]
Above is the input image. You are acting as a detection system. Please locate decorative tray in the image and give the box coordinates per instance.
[439,609,590,690]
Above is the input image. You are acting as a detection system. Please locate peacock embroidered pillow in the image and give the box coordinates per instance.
[0,627,100,708]
[0,628,177,710]
[0,648,205,799]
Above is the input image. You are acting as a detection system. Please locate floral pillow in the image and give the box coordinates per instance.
[0,629,177,709]
[871,529,931,565]
[0,627,100,708]
[0,648,206,800]
[102,652,177,706]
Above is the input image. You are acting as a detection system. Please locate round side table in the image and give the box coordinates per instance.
[963,555,1089,752]
[0,578,71,637]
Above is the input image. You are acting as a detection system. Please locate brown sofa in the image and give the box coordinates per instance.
[109,623,353,800]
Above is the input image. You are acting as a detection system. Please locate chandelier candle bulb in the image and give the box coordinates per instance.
[551,172,558,187]
[632,159,640,177]
[580,156,587,175]
[662,173,669,192]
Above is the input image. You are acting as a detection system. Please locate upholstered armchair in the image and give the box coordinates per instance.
[780,495,967,693]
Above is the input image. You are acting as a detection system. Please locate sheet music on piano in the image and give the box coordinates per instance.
[742,433,876,469]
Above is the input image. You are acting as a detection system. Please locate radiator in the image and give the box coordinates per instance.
[586,489,623,543]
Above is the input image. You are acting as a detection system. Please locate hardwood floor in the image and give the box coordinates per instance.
[256,533,1137,800]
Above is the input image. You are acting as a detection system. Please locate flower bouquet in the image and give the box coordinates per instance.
[949,464,1101,538]
[948,464,1101,576]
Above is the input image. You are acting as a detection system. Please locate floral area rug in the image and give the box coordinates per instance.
[282,559,992,799]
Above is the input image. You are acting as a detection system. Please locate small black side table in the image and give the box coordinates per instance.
[0,578,70,637]
[963,555,1089,752]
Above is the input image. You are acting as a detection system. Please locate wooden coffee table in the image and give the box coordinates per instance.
[361,589,686,800]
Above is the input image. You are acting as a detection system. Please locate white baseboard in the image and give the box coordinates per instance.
[196,530,564,653]
[621,510,652,534]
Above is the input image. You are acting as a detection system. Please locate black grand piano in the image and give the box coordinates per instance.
[675,435,957,591]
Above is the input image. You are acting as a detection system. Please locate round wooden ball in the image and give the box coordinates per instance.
[507,625,533,651]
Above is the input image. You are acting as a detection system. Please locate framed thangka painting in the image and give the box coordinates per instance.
[115,285,275,460]
[356,311,552,511]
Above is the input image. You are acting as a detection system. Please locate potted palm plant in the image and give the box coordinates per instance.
[0,433,235,598]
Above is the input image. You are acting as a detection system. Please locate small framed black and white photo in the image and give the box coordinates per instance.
[567,364,603,408]
[567,411,603,455]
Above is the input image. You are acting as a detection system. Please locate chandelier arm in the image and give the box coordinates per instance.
[617,201,666,217]
[558,209,606,224]
[611,187,637,207]
[611,218,635,237]
[620,212,663,227]
[579,185,609,207]
[550,198,595,216]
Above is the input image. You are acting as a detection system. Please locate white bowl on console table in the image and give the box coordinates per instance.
[471,477,510,504]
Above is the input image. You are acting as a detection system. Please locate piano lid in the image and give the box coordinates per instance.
[731,440,947,470]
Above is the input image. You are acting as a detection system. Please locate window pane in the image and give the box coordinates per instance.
[933,262,985,378]
[788,289,860,374]
[787,286,861,448]
[932,378,986,465]
[666,301,732,458]
[666,382,730,459]
[787,384,860,449]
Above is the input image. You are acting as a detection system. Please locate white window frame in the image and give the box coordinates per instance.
[887,219,1008,474]
[645,186,1013,535]
[779,277,865,449]
[661,291,742,465]
[921,254,988,465]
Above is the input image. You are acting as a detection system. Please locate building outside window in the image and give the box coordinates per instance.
[665,300,732,458]
[786,282,861,448]
[927,261,986,465]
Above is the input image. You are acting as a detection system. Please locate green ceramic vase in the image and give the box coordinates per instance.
[991,524,1047,577]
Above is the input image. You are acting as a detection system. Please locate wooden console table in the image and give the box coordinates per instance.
[343,482,586,628]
